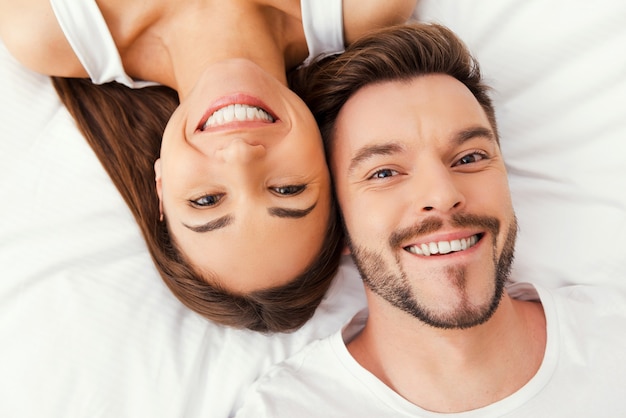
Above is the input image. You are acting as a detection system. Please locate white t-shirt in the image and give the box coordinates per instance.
[49,0,344,88]
[235,283,626,417]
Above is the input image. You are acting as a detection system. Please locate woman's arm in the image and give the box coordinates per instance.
[342,0,417,45]
[0,0,86,77]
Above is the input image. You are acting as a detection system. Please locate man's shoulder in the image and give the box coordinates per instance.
[235,310,373,417]
[512,282,626,348]
[509,282,626,343]
[539,283,626,315]
[549,284,626,332]
[235,331,352,417]
[509,281,626,311]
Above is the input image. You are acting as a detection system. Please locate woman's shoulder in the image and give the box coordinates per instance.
[342,0,417,45]
[0,0,87,77]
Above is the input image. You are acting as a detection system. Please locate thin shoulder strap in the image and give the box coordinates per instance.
[49,0,157,88]
[301,0,345,66]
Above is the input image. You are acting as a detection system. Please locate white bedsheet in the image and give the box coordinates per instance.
[1,1,625,417]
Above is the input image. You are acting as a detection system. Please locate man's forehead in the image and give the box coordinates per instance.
[331,75,491,165]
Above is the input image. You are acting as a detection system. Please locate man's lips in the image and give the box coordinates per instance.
[404,233,483,256]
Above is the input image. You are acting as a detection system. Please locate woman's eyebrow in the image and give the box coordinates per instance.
[183,201,316,233]
[268,202,317,219]
[184,214,234,233]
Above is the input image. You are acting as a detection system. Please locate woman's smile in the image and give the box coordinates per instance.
[197,93,278,132]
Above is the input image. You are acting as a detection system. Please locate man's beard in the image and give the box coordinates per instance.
[348,213,518,330]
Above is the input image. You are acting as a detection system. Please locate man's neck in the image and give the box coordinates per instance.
[347,292,546,413]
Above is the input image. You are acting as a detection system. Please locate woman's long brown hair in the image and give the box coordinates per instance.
[52,77,342,332]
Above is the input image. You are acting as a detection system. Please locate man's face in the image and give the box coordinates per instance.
[331,75,517,329]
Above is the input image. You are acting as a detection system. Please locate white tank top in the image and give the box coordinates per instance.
[49,0,345,89]
[301,0,345,65]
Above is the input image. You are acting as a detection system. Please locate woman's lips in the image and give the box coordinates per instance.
[201,104,275,130]
[197,93,278,131]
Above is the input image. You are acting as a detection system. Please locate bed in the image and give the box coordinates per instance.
[1,1,624,416]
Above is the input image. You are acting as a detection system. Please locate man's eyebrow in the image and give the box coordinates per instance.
[268,202,317,219]
[453,126,495,145]
[184,214,234,233]
[348,142,405,174]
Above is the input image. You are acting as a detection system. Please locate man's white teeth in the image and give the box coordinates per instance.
[406,235,478,256]
[203,104,274,129]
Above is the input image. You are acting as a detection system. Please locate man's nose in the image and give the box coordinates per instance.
[414,165,465,214]
[215,138,266,164]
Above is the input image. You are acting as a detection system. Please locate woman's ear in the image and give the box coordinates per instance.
[154,159,164,221]
[341,240,351,255]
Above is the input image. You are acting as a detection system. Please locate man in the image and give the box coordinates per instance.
[235,23,626,417]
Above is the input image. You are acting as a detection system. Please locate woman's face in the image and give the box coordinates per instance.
[155,59,331,294]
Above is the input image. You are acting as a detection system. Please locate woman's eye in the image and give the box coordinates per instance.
[455,152,487,166]
[369,168,398,179]
[190,194,223,207]
[272,184,306,196]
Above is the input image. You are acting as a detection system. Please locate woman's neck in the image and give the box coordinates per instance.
[107,0,307,96]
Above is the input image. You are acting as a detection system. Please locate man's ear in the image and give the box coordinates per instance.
[154,159,164,221]
[341,241,351,255]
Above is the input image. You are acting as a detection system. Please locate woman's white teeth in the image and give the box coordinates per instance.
[203,104,274,129]
[406,235,478,256]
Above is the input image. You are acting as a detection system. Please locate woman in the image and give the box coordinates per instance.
[0,0,416,332]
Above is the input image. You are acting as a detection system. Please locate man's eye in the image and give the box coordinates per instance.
[455,152,487,166]
[272,185,306,196]
[369,168,398,179]
[190,194,223,207]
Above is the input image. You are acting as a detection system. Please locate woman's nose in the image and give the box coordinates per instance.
[215,138,266,164]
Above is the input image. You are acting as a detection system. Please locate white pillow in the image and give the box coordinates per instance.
[415,0,626,290]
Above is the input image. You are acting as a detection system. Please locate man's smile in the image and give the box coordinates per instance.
[404,233,483,256]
